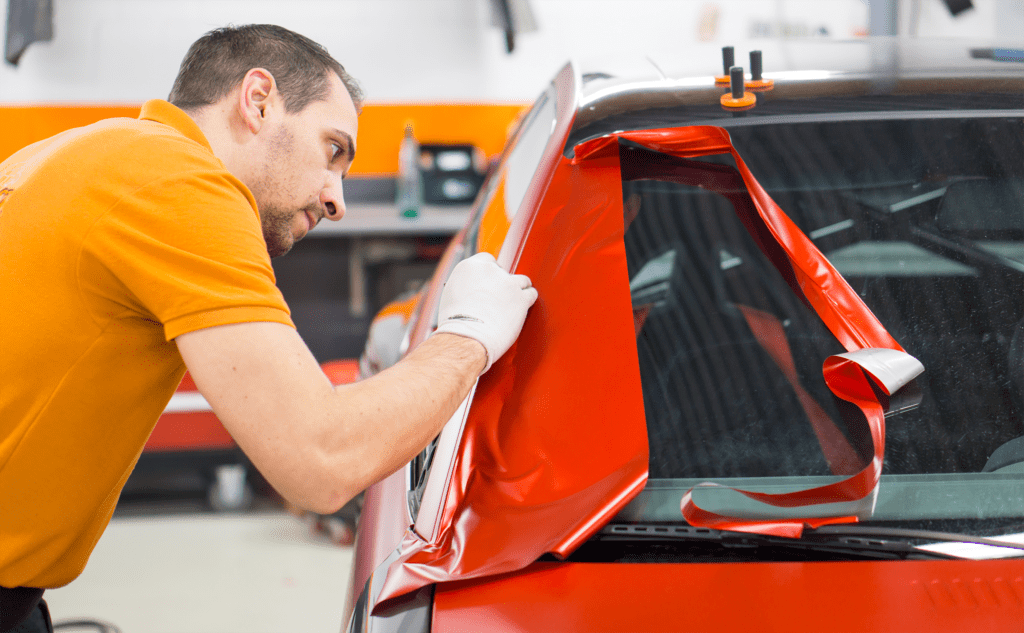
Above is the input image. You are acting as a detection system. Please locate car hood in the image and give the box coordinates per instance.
[433,559,1024,633]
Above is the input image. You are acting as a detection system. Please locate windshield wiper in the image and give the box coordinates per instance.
[598,524,960,561]
[810,525,1024,556]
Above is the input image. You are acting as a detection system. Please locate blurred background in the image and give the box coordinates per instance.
[0,0,1016,631]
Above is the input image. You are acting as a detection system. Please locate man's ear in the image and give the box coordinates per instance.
[237,68,277,135]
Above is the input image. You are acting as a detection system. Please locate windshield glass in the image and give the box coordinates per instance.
[621,114,1024,536]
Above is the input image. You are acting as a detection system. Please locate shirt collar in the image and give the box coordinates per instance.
[138,99,213,152]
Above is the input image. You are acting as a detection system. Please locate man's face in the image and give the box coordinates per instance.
[249,73,358,257]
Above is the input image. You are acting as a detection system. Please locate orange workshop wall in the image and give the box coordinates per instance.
[0,102,528,174]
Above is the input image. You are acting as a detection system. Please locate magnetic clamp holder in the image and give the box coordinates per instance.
[745,50,774,92]
[721,66,756,110]
[715,46,734,84]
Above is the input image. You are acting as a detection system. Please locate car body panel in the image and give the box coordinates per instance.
[145,372,234,452]
[433,559,1024,633]
[570,39,1024,138]
[347,465,412,624]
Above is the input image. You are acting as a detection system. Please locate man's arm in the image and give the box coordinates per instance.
[176,324,483,514]
[175,252,536,514]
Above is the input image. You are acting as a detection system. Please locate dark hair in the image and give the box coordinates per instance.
[168,24,363,114]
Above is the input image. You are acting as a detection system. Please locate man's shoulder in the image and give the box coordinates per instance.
[75,116,224,177]
[1,115,224,194]
[20,114,253,212]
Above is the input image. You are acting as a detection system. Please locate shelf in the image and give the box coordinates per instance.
[308,202,472,237]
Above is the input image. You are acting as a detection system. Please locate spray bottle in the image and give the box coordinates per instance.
[396,124,422,219]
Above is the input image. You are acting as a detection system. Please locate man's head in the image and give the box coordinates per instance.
[169,25,362,257]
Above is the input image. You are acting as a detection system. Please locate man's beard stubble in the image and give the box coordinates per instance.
[252,126,305,258]
[260,204,297,258]
[260,200,321,258]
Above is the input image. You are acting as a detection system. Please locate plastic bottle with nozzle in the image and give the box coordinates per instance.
[397,124,422,219]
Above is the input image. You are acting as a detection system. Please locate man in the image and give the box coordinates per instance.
[0,25,537,632]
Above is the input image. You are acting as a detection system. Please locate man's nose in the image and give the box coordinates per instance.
[321,175,346,221]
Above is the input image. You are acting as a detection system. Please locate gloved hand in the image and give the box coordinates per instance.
[434,252,539,374]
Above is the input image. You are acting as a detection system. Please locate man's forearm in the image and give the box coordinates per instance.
[317,332,485,509]
[177,322,486,515]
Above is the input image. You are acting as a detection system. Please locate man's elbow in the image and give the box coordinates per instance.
[317,489,357,516]
[299,453,374,515]
[288,482,360,516]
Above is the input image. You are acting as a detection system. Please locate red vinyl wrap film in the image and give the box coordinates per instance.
[577,126,916,538]
[373,142,649,611]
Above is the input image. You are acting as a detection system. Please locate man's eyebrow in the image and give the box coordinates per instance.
[332,129,356,162]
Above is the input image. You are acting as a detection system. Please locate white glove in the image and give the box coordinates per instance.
[434,252,539,374]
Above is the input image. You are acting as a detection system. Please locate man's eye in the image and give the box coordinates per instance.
[331,143,343,161]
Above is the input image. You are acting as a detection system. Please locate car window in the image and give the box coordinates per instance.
[470,87,558,257]
[404,239,466,517]
[407,84,562,521]
[622,114,1024,533]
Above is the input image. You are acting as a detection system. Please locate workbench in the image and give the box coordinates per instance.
[308,202,471,318]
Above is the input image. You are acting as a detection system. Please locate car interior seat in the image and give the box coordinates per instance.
[625,174,858,480]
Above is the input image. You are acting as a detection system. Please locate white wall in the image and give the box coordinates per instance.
[899,0,993,37]
[0,0,873,104]
[3,1,1017,105]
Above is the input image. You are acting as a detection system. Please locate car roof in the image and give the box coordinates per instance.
[564,38,1024,151]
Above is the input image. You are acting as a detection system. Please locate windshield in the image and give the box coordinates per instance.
[620,114,1024,539]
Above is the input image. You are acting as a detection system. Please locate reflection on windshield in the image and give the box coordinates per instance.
[621,116,1024,534]
[624,166,861,481]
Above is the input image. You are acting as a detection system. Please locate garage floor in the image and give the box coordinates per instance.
[42,497,354,633]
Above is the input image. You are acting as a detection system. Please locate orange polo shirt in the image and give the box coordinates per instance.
[0,100,293,589]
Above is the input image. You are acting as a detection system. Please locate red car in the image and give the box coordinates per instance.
[346,39,1024,632]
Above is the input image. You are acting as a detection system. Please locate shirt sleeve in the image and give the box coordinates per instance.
[81,168,294,341]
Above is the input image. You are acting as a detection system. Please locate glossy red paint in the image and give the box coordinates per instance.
[320,359,361,385]
[373,139,649,610]
[142,410,235,451]
[144,372,232,452]
[433,560,1024,633]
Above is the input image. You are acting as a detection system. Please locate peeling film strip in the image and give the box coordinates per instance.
[576,127,924,538]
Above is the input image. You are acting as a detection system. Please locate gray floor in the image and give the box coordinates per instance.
[43,503,354,633]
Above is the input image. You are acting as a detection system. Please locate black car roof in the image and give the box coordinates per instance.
[565,38,1024,153]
